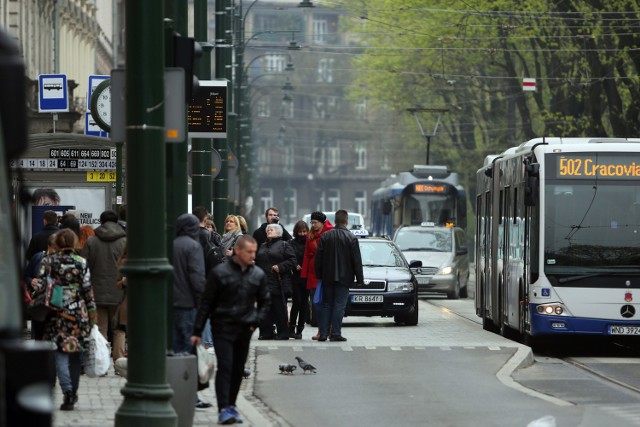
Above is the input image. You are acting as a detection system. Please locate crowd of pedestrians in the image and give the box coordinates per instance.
[23,200,363,425]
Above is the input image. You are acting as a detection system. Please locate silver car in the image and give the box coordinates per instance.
[393,224,470,299]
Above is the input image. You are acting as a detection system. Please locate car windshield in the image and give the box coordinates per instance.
[394,229,452,252]
[358,241,406,267]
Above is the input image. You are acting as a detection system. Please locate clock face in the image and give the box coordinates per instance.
[96,86,111,125]
[90,79,111,132]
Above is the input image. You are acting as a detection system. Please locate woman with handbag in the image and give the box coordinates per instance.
[34,228,98,411]
[256,224,297,340]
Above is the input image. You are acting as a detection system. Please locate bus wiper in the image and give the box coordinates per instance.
[557,273,607,284]
[363,264,390,267]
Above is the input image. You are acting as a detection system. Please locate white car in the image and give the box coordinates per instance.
[393,223,470,299]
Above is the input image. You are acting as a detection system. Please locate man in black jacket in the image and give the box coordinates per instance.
[191,235,270,425]
[25,210,59,261]
[252,207,292,247]
[315,209,364,342]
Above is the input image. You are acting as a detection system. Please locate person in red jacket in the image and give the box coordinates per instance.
[300,211,333,340]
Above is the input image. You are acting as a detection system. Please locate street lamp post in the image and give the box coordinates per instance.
[407,107,448,165]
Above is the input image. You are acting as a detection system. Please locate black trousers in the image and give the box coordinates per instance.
[260,291,289,338]
[212,327,253,411]
[289,278,309,331]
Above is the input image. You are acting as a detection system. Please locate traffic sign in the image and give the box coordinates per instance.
[85,112,108,138]
[523,78,536,92]
[38,74,69,112]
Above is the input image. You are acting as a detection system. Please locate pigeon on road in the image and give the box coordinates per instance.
[278,364,297,375]
[295,356,317,374]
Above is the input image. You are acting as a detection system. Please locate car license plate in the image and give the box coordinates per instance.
[609,325,640,335]
[417,277,430,285]
[352,295,383,303]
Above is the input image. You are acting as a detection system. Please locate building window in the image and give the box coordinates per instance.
[312,97,326,119]
[355,190,367,216]
[284,145,294,174]
[284,187,297,221]
[313,145,326,173]
[257,100,270,118]
[260,188,274,215]
[258,145,271,174]
[327,142,339,170]
[282,97,294,119]
[313,19,328,44]
[381,151,391,170]
[355,146,367,170]
[317,58,334,83]
[327,189,340,212]
[264,53,286,73]
[355,98,367,119]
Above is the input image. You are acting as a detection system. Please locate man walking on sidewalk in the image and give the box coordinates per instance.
[191,235,270,425]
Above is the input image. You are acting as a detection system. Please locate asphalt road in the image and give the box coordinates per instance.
[246,298,640,427]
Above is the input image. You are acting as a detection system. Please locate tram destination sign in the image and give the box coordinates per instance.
[547,153,640,180]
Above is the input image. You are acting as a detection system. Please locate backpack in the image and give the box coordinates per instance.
[205,242,225,276]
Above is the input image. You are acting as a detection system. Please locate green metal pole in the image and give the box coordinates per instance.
[115,0,176,423]
[213,0,231,229]
[192,0,213,211]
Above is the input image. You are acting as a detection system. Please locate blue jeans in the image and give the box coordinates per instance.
[55,351,82,394]
[319,282,350,337]
[201,319,213,347]
[173,307,196,354]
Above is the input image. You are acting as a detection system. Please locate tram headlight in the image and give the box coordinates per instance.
[535,303,567,316]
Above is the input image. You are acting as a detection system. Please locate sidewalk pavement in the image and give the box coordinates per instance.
[51,352,268,427]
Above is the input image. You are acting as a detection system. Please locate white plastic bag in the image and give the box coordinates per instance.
[85,325,111,378]
[196,344,215,384]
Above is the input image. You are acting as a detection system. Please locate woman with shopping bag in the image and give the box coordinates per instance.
[34,228,98,411]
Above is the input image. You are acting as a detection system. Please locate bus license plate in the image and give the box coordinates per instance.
[352,295,383,303]
[609,325,640,335]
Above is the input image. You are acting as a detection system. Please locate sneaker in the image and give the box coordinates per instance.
[329,335,347,342]
[218,407,237,425]
[229,406,243,424]
[195,399,213,409]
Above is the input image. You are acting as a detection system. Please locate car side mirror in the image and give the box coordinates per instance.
[456,246,468,256]
[409,260,422,268]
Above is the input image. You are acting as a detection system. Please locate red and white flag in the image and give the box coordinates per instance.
[522,78,536,91]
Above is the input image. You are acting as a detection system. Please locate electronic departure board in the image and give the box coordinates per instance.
[188,80,227,138]
[547,152,640,180]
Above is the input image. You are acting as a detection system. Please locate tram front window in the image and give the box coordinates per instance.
[544,181,640,282]
[403,194,455,226]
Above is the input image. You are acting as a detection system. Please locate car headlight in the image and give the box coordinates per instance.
[437,266,453,275]
[387,282,414,292]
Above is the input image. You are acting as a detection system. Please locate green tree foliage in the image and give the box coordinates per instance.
[335,0,640,198]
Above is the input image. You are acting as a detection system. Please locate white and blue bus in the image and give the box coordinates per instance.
[370,165,466,237]
[476,137,640,346]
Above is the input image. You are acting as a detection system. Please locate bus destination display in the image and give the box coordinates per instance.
[548,153,640,180]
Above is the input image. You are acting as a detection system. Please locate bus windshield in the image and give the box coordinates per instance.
[544,180,640,280]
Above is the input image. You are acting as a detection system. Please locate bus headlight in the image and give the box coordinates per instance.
[536,303,567,316]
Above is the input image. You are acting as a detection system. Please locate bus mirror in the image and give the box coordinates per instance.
[484,167,492,177]
[524,163,540,206]
[0,28,27,159]
[382,200,392,215]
